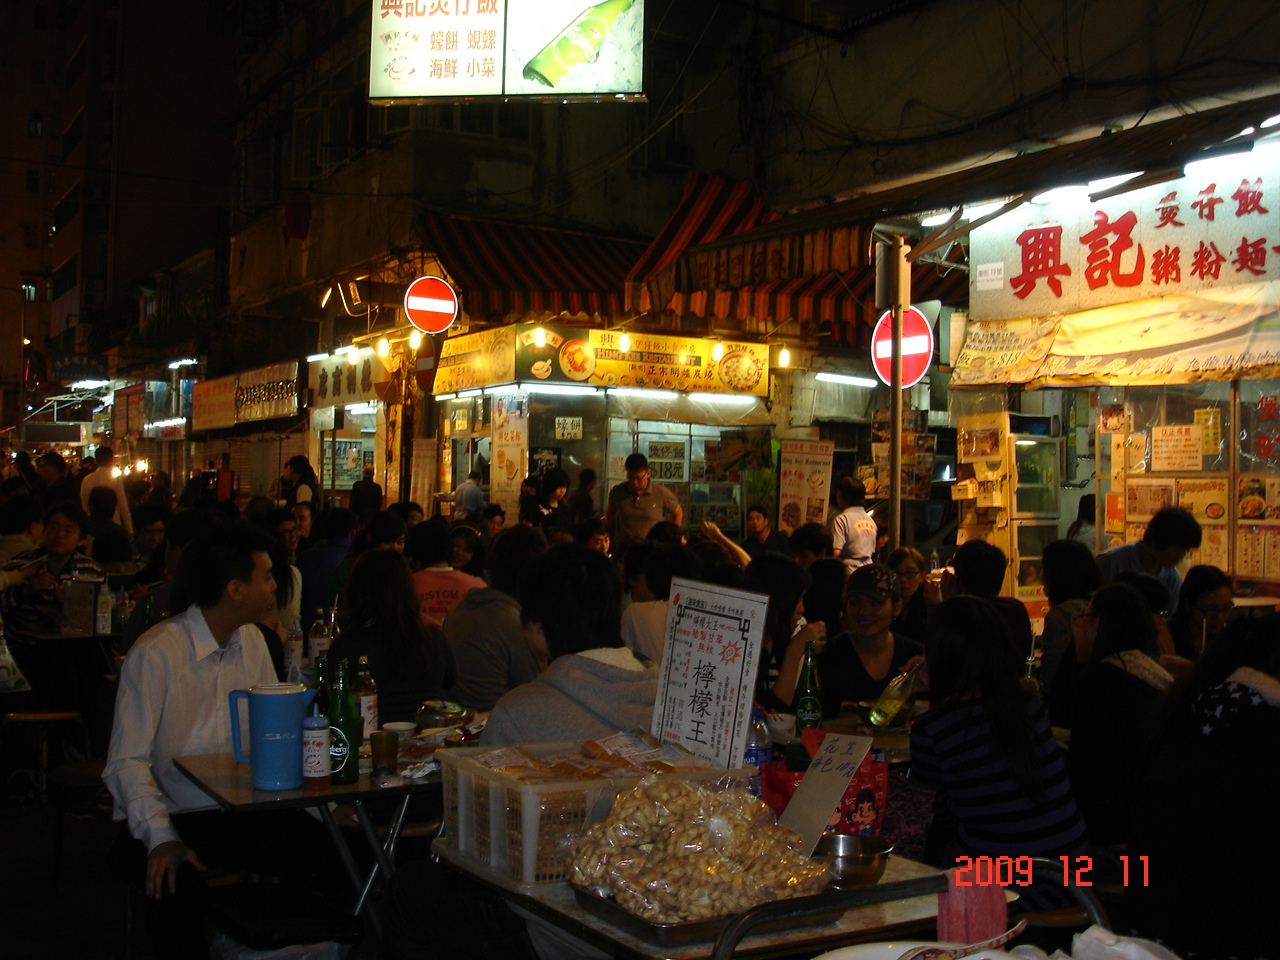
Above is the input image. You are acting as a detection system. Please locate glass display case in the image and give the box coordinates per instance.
[1013,521,1060,601]
[1009,435,1061,518]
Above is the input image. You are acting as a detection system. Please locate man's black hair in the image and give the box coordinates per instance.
[44,500,89,533]
[366,510,407,547]
[518,543,622,659]
[38,452,66,473]
[487,524,548,596]
[835,476,867,508]
[86,485,118,521]
[746,503,769,520]
[642,545,703,601]
[481,503,506,520]
[321,507,358,540]
[132,503,167,530]
[1143,506,1202,551]
[405,518,453,567]
[951,539,1008,597]
[175,523,275,609]
[788,522,831,558]
[624,452,648,473]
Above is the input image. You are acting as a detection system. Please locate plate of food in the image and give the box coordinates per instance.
[719,351,764,392]
[1240,494,1267,519]
[560,339,596,381]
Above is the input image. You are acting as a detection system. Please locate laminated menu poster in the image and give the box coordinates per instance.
[490,396,529,517]
[1190,524,1230,571]
[1125,478,1175,523]
[652,578,768,768]
[1151,424,1204,472]
[870,409,935,499]
[1177,478,1230,524]
[1237,475,1280,523]
[1236,526,1280,579]
[778,439,835,533]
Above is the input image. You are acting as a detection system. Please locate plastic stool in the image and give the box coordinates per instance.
[1,711,88,805]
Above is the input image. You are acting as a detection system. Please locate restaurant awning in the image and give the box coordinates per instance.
[951,279,1280,387]
[422,212,647,322]
[625,172,782,314]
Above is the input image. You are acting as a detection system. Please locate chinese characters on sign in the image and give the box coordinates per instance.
[777,733,873,854]
[489,395,528,518]
[652,578,768,768]
[971,160,1280,320]
[368,0,644,100]
[1150,424,1204,472]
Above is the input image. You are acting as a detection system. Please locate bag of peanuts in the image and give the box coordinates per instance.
[568,778,829,925]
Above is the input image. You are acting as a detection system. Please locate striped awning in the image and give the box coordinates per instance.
[677,257,969,347]
[626,172,782,313]
[423,213,647,322]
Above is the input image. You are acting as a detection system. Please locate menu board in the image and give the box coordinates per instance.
[870,409,933,499]
[652,578,768,769]
[1177,478,1230,524]
[646,440,686,482]
[1151,424,1203,472]
[1125,478,1175,522]
[490,395,528,516]
[1194,408,1222,456]
[778,440,834,534]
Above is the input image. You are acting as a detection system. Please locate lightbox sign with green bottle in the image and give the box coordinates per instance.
[369,0,644,102]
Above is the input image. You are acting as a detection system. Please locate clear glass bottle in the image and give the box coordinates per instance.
[869,660,922,727]
[307,607,331,664]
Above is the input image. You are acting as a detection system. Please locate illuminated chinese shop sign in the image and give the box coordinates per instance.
[970,155,1280,321]
[368,0,644,102]
[433,324,770,396]
[307,347,390,409]
[515,324,769,396]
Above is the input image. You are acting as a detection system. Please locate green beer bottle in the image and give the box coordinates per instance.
[327,657,361,786]
[793,639,823,734]
[523,0,634,88]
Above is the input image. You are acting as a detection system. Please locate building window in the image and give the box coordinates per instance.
[22,225,38,248]
[51,256,78,301]
[21,282,37,302]
[47,225,56,247]
[25,170,39,192]
[54,184,81,229]
[29,112,44,137]
[62,113,84,157]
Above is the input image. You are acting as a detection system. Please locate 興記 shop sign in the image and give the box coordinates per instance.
[970,152,1280,322]
[513,324,770,397]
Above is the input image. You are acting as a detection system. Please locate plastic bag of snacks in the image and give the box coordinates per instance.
[568,778,829,924]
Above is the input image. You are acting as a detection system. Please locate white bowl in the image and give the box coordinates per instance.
[813,944,1019,960]
[382,721,415,737]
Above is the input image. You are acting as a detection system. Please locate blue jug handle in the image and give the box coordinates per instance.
[229,689,250,764]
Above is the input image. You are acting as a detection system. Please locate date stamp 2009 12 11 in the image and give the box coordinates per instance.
[953,855,1149,887]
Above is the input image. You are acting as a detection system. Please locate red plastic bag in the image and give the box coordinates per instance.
[759,729,889,836]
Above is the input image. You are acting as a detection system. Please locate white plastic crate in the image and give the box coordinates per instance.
[435,741,751,891]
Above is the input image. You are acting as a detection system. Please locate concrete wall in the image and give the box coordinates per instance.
[753,0,1280,208]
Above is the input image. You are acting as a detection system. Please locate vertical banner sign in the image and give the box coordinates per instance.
[652,577,768,768]
[778,440,835,534]
[490,395,528,518]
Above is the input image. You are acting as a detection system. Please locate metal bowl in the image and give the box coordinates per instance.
[814,834,893,888]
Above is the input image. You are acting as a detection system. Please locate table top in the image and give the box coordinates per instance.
[174,752,440,813]
[443,847,946,960]
[1233,595,1280,609]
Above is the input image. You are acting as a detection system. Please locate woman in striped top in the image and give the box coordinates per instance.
[910,596,1088,908]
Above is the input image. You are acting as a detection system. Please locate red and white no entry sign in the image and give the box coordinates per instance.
[871,305,934,388]
[404,276,460,334]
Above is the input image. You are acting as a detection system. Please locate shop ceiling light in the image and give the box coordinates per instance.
[348,346,360,365]
[320,286,333,308]
[1262,114,1280,129]
[146,417,187,429]
[22,338,31,345]
[609,388,676,400]
[377,337,390,357]
[306,352,329,362]
[689,392,757,404]
[457,389,483,398]
[778,347,791,367]
[71,380,110,389]
[136,460,148,473]
[520,383,600,396]
[712,341,724,361]
[334,345,356,355]
[345,402,378,415]
[409,330,422,350]
[816,372,878,388]
[483,385,518,395]
[533,326,547,347]
[1184,148,1254,178]
[434,393,457,401]
[619,332,631,353]
[167,358,198,369]
[1031,184,1089,205]
[1015,439,1037,446]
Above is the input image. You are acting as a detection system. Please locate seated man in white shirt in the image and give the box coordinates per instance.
[104,523,334,960]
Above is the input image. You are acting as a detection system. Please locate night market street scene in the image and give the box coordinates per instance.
[3,1,1280,958]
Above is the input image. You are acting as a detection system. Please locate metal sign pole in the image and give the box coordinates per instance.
[889,235,910,553]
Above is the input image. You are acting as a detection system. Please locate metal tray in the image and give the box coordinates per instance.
[571,885,843,947]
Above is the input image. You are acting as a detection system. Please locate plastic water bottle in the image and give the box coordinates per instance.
[307,608,331,664]
[930,549,941,573]
[744,706,773,795]
[283,619,304,678]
